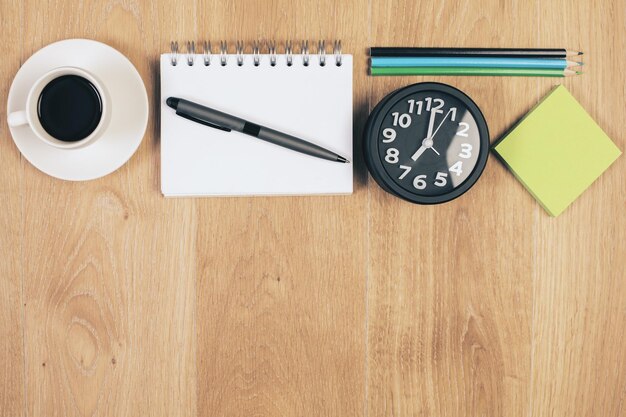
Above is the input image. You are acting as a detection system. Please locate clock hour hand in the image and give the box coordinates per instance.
[411,145,428,161]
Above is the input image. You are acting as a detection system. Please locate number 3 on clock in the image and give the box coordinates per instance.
[459,143,472,159]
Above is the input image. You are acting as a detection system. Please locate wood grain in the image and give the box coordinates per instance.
[530,1,626,416]
[193,1,368,416]
[0,0,625,416]
[366,1,539,415]
[18,1,196,416]
[0,1,24,416]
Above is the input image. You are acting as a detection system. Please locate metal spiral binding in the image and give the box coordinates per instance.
[301,40,309,66]
[170,41,179,66]
[169,40,343,66]
[236,41,244,66]
[334,40,342,66]
[203,41,211,66]
[318,40,326,66]
[252,41,260,66]
[268,41,277,66]
[285,40,293,66]
[186,41,195,66]
[220,41,228,66]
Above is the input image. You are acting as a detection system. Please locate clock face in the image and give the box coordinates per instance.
[364,83,489,204]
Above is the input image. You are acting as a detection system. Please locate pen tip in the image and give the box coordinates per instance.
[166,97,179,109]
[337,156,350,163]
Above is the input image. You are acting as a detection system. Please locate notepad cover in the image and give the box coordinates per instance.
[160,54,353,197]
[493,85,621,216]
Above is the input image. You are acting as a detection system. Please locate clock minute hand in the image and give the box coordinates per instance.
[425,109,439,139]
[411,109,441,161]
[429,108,453,142]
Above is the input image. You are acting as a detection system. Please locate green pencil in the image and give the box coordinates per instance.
[370,67,581,77]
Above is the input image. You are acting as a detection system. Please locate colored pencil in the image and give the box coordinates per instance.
[370,57,581,69]
[370,47,583,59]
[369,67,581,77]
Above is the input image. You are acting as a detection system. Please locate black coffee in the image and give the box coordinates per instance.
[37,75,103,142]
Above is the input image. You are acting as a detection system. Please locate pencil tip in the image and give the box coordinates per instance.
[578,51,583,55]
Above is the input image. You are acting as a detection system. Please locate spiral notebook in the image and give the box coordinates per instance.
[160,41,353,197]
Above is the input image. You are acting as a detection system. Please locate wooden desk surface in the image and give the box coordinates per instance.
[1,0,624,416]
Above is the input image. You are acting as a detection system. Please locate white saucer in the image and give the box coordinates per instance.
[7,39,148,181]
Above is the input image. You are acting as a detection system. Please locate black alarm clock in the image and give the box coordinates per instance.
[364,82,489,204]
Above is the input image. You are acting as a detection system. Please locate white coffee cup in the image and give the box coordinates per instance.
[7,66,110,150]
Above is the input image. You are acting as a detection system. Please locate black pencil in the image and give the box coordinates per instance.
[370,47,583,59]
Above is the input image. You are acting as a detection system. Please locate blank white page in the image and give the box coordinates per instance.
[160,53,353,197]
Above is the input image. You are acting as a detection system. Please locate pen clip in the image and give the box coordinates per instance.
[176,111,232,132]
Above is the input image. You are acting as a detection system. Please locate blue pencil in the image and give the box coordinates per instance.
[370,56,580,69]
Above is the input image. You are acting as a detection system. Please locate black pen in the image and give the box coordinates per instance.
[166,97,350,163]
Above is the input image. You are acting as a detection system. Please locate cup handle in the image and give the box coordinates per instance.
[8,111,28,127]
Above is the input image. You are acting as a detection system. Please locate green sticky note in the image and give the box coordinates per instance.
[493,85,621,217]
